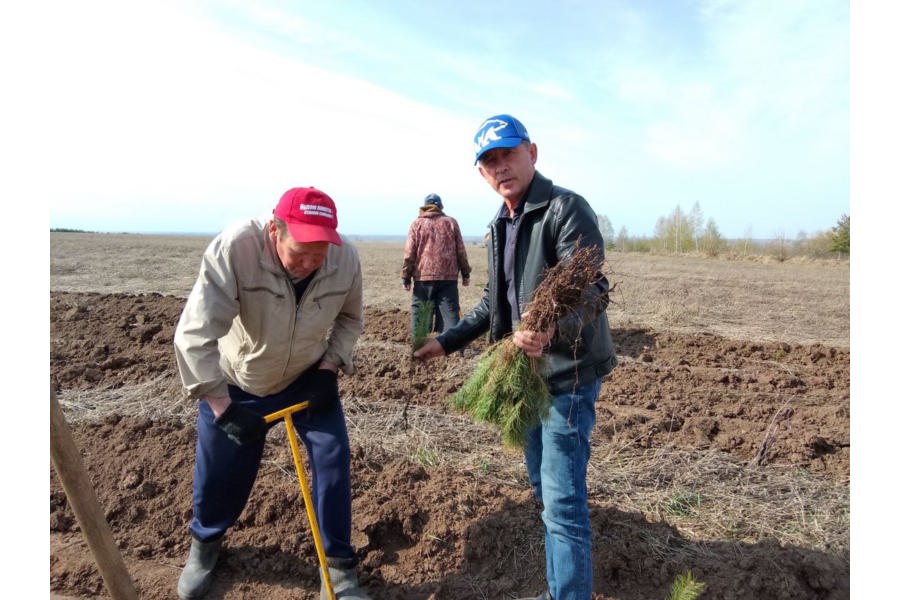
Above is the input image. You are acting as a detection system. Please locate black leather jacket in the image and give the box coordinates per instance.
[437,171,617,394]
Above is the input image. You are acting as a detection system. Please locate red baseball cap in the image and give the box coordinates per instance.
[273,187,342,246]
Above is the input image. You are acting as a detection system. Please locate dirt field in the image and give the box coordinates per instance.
[49,232,850,599]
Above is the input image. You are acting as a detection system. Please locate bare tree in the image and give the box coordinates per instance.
[654,205,694,254]
[688,202,704,252]
[771,229,790,262]
[595,213,615,249]
[700,218,725,257]
[741,226,754,257]
[616,225,629,252]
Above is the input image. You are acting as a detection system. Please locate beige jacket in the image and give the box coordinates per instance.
[174,218,364,400]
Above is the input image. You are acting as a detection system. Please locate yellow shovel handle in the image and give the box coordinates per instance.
[264,402,335,600]
[263,401,310,424]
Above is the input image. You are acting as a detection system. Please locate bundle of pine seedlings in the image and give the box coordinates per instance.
[450,242,606,447]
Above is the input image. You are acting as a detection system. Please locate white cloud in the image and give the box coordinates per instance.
[34,0,492,234]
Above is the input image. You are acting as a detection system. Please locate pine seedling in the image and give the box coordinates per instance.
[666,570,706,600]
[450,242,606,447]
[412,299,435,352]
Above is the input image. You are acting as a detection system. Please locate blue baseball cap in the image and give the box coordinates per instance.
[473,114,531,164]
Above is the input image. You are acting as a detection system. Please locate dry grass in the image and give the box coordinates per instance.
[50,233,209,297]
[50,234,850,348]
[55,376,849,556]
[590,445,848,556]
[55,376,193,423]
[603,252,849,348]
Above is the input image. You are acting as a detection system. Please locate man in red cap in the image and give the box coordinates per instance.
[174,187,370,599]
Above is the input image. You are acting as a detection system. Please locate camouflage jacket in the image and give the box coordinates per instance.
[401,206,471,283]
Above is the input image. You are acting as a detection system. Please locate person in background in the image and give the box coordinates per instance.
[173,187,371,600]
[414,115,617,600]
[401,192,471,335]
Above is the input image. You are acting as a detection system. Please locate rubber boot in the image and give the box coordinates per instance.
[177,537,222,599]
[320,556,371,600]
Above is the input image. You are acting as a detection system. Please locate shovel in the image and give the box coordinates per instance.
[264,401,336,600]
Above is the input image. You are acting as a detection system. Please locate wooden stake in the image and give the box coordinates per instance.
[50,387,139,600]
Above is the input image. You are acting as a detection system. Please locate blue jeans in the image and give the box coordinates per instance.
[189,376,354,559]
[524,378,601,600]
[411,280,460,334]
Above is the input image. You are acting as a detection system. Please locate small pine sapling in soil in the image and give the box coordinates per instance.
[666,570,706,600]
[412,299,435,352]
[450,242,607,447]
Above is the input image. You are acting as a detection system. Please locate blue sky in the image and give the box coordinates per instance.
[22,0,848,239]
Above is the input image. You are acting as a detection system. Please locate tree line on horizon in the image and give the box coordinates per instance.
[596,203,849,260]
[51,207,851,261]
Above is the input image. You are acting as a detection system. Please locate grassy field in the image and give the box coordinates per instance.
[50,232,849,348]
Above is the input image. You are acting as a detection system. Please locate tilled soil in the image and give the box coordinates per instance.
[49,291,849,599]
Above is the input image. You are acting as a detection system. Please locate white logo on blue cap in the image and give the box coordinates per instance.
[474,119,510,154]
[473,115,530,163]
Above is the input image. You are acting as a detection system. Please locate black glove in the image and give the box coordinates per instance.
[303,369,340,413]
[214,402,267,446]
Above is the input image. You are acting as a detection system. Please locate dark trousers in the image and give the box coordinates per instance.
[189,375,354,559]
[411,279,461,334]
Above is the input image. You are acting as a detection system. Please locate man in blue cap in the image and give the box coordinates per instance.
[415,115,617,600]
